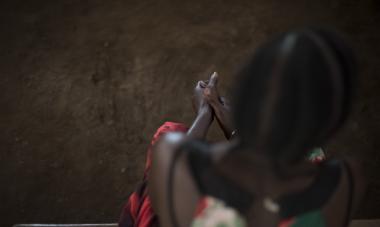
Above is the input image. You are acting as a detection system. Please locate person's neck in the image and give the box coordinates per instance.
[215,151,320,198]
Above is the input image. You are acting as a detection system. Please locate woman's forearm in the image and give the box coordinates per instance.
[210,101,234,139]
[186,106,213,139]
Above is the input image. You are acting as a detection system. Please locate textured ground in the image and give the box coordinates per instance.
[0,0,379,226]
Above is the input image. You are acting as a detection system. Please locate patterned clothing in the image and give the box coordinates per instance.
[191,148,327,227]
[191,197,326,227]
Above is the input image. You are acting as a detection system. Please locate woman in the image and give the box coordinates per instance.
[123,29,366,227]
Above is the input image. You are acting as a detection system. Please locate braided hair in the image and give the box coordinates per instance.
[232,28,356,164]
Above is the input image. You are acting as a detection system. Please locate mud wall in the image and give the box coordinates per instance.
[0,0,379,226]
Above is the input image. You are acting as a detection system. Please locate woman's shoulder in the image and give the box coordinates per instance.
[320,156,367,227]
[339,156,367,214]
[149,132,202,227]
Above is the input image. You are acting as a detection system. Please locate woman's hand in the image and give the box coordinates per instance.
[192,80,212,115]
[187,80,214,139]
[203,72,235,139]
[203,72,220,106]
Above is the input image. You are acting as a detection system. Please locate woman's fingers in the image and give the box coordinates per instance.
[200,81,207,88]
[200,72,221,107]
[203,87,212,97]
[208,72,218,87]
[204,72,219,98]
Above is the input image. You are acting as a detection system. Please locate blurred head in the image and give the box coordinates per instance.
[232,28,355,164]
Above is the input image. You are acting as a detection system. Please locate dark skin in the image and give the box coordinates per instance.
[187,80,214,139]
[149,76,213,227]
[149,72,366,227]
[202,72,235,139]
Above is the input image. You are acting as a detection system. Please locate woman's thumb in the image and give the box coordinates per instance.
[208,72,218,87]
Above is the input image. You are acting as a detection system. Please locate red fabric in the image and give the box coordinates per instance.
[278,217,296,227]
[144,122,188,176]
[193,197,208,217]
[310,156,326,164]
[118,122,188,227]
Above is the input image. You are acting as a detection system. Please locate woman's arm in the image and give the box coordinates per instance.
[187,79,214,139]
[204,72,235,139]
[149,81,214,227]
[322,156,367,227]
[187,105,213,139]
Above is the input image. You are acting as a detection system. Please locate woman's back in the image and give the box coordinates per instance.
[148,28,366,227]
[159,141,366,227]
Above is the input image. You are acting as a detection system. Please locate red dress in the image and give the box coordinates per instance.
[118,122,188,227]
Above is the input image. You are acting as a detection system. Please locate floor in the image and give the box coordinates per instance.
[10,220,380,227]
[0,0,379,227]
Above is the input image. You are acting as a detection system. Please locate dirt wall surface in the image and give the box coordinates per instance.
[0,0,379,226]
